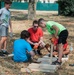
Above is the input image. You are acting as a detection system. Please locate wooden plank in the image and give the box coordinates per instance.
[50,44,54,64]
[37,57,57,63]
[28,63,58,73]
[28,63,58,71]
[21,68,32,73]
[29,68,56,72]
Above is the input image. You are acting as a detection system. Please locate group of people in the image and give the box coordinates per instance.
[0,0,70,65]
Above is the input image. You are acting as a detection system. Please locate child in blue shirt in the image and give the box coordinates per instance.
[12,30,35,62]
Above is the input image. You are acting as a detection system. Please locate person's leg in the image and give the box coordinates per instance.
[2,37,7,50]
[58,43,63,62]
[58,30,68,62]
[0,26,5,56]
[37,41,45,55]
[0,37,7,56]
[2,37,9,55]
[0,37,7,50]
[52,30,68,65]
[0,26,9,55]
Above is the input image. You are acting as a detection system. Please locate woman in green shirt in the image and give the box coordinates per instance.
[38,18,68,65]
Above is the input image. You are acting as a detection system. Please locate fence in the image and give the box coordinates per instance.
[1,2,58,11]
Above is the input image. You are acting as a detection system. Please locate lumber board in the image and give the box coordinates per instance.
[37,57,57,63]
[28,63,58,70]
[29,68,56,72]
[28,63,58,72]
[50,44,53,64]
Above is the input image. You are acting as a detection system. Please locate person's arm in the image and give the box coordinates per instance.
[52,25,59,38]
[26,42,35,57]
[9,19,12,33]
[38,28,44,45]
[29,51,35,57]
[27,38,34,45]
[38,37,43,44]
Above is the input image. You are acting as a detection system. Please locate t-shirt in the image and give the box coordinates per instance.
[0,7,11,27]
[28,27,43,42]
[13,39,32,62]
[46,21,66,35]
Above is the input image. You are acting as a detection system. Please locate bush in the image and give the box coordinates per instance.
[57,0,74,16]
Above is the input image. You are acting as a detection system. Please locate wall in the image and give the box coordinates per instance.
[1,2,58,11]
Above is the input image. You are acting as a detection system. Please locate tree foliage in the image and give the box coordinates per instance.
[57,0,74,16]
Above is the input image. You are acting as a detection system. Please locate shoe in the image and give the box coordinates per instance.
[0,51,5,56]
[1,50,9,55]
[37,50,42,55]
[52,60,62,65]
[69,64,74,66]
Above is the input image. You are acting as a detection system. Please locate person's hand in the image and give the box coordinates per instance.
[9,32,13,38]
[33,45,38,50]
[39,43,45,48]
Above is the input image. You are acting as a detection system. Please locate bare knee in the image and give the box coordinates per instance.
[1,37,7,42]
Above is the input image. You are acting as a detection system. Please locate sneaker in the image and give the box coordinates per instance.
[69,64,74,66]
[52,60,62,65]
[0,51,5,56]
[2,50,9,55]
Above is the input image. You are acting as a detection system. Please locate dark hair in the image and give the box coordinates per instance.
[4,0,12,4]
[38,18,44,25]
[33,20,38,25]
[21,30,30,39]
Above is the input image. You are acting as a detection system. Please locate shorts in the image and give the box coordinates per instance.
[58,30,68,44]
[0,25,8,37]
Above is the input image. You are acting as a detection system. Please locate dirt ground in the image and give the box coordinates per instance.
[0,10,74,75]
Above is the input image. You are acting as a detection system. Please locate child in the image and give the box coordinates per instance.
[0,0,12,56]
[38,18,68,65]
[50,37,70,57]
[12,30,35,62]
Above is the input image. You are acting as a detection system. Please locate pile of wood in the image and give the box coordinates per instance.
[21,55,68,73]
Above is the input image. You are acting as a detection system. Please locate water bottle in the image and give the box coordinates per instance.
[70,43,73,52]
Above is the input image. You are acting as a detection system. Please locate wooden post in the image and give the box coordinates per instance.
[50,43,53,64]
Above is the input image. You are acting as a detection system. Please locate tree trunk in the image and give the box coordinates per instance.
[28,0,37,20]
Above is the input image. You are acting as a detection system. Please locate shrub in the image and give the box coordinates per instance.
[57,0,74,16]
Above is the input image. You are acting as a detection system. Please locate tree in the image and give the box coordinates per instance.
[57,0,74,16]
[28,0,37,20]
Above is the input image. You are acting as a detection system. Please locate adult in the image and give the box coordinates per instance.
[28,20,45,55]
